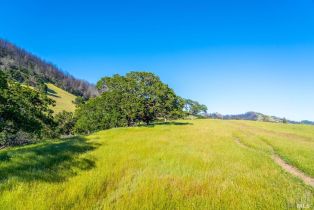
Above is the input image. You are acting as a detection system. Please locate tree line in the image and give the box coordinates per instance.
[0,70,207,147]
[74,72,185,133]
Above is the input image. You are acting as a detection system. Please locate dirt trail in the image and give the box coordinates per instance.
[272,154,314,187]
[234,138,314,188]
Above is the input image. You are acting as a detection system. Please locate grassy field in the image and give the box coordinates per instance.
[46,83,76,114]
[0,120,313,209]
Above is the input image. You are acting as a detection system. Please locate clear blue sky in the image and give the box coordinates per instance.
[1,0,314,121]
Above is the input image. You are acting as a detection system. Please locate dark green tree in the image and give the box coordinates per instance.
[74,91,128,134]
[126,72,184,124]
[97,74,141,126]
[114,72,184,124]
[55,111,76,135]
[283,118,287,124]
[75,71,184,134]
[0,71,56,146]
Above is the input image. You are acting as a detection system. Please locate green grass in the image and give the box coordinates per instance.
[0,120,313,209]
[231,120,314,177]
[46,83,76,114]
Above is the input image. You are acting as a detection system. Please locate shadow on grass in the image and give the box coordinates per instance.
[0,137,98,187]
[47,87,60,98]
[139,121,193,127]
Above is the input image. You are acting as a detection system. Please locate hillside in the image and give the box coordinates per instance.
[0,120,313,209]
[47,83,77,114]
[0,39,98,98]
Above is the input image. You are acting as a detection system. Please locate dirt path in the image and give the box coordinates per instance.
[234,137,314,188]
[272,154,314,187]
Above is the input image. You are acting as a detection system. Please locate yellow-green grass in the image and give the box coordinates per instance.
[0,120,313,209]
[46,83,76,114]
[230,120,314,178]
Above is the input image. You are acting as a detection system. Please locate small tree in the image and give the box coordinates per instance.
[283,118,287,124]
[183,99,208,116]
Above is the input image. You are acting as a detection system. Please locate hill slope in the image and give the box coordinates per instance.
[0,120,313,209]
[0,39,98,98]
[47,83,77,114]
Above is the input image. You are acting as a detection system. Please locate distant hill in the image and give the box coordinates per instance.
[0,39,98,99]
[208,111,314,125]
[300,120,314,125]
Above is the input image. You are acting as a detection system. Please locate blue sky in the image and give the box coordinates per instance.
[1,0,314,120]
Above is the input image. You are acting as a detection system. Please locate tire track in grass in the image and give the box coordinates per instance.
[234,137,314,188]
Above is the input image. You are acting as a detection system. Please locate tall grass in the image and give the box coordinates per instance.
[231,120,314,177]
[0,120,313,209]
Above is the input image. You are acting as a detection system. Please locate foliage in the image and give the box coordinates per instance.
[0,71,56,146]
[75,72,184,134]
[183,99,208,116]
[126,72,185,123]
[283,118,287,124]
[74,90,134,134]
[54,111,76,135]
[73,96,86,107]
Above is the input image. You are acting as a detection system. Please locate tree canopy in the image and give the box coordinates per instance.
[184,99,208,116]
[75,72,184,134]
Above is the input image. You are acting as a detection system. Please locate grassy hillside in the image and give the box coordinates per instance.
[46,83,77,114]
[0,120,313,209]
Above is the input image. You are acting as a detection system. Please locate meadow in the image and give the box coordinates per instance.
[0,120,313,209]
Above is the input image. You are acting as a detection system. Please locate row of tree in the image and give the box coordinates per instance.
[0,70,207,147]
